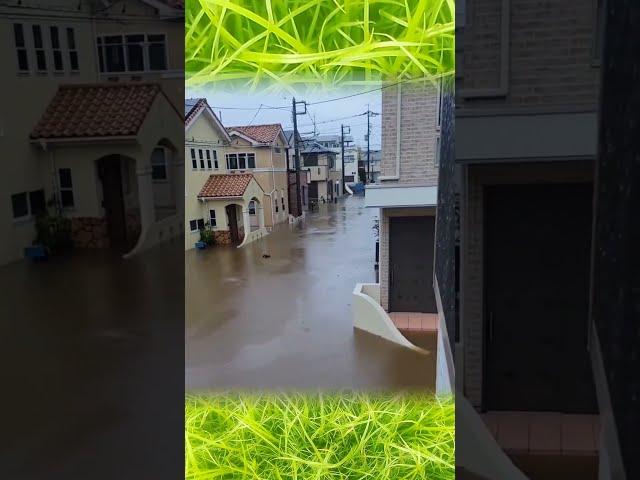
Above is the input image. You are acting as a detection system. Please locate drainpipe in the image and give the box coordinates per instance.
[378,82,402,181]
[260,144,276,227]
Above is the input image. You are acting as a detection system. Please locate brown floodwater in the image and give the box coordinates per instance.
[0,242,184,479]
[186,195,436,392]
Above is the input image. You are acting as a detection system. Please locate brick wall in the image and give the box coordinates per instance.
[459,0,600,109]
[380,81,440,185]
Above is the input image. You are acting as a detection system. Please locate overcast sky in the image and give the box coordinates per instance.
[186,85,383,150]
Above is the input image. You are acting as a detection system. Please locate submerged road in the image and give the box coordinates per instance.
[186,195,436,391]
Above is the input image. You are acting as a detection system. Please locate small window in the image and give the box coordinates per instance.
[281,196,285,210]
[213,150,219,169]
[50,27,64,72]
[247,153,255,169]
[11,192,28,219]
[191,148,197,169]
[13,24,29,72]
[248,201,256,215]
[125,34,145,72]
[274,198,278,213]
[67,28,79,71]
[148,34,167,70]
[151,147,167,180]
[197,218,205,230]
[32,25,47,72]
[275,147,281,153]
[318,168,321,175]
[58,168,74,207]
[103,35,125,72]
[29,189,46,216]
[205,150,212,169]
[227,154,238,170]
[198,149,205,169]
[209,209,216,227]
[189,219,198,232]
[238,153,246,170]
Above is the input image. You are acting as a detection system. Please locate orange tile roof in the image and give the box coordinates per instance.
[31,84,167,139]
[227,124,283,144]
[198,174,255,198]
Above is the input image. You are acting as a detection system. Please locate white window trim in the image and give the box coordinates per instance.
[226,152,256,170]
[209,209,217,227]
[96,32,169,75]
[58,168,74,209]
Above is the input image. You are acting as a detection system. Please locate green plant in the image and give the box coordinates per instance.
[35,214,72,253]
[186,0,455,90]
[186,392,454,479]
[200,228,216,245]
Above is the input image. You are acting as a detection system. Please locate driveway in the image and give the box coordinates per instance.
[186,195,436,391]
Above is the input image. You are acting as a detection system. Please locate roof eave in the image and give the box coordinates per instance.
[30,135,138,147]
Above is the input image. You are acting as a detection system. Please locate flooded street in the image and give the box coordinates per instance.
[186,195,436,391]
[0,243,183,479]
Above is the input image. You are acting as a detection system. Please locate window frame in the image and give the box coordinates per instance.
[205,150,212,169]
[32,25,47,73]
[13,23,29,73]
[151,146,168,182]
[50,26,64,73]
[198,149,205,169]
[58,168,74,208]
[67,27,79,72]
[96,32,168,74]
[190,148,197,169]
[209,209,217,227]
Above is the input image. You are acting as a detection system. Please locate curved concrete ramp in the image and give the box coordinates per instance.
[352,283,429,354]
[124,214,182,259]
[345,183,354,195]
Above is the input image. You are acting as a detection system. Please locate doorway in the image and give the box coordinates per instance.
[483,183,597,413]
[225,204,240,244]
[389,216,437,313]
[98,156,128,250]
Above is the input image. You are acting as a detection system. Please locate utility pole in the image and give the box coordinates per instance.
[341,124,352,195]
[292,97,306,217]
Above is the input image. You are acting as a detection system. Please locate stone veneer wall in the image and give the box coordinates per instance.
[213,231,232,245]
[71,217,110,248]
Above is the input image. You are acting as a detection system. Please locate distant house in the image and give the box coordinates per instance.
[1,0,185,265]
[300,141,341,203]
[226,124,290,227]
[185,98,267,248]
[358,149,382,183]
[312,133,357,191]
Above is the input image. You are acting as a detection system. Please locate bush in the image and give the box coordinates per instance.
[200,228,215,246]
[35,214,72,254]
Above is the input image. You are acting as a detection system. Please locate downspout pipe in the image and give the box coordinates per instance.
[378,82,401,181]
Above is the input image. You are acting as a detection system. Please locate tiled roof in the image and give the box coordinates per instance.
[31,84,165,139]
[198,174,254,198]
[185,98,205,125]
[227,124,283,144]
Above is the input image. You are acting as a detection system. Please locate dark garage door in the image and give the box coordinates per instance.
[389,216,437,313]
[484,183,598,413]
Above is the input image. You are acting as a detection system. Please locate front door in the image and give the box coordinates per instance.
[226,205,239,243]
[484,183,597,413]
[99,157,127,250]
[389,216,437,312]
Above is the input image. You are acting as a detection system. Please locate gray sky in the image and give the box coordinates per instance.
[186,85,382,151]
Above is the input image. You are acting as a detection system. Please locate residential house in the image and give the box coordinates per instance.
[358,149,382,183]
[300,141,341,203]
[0,0,185,266]
[225,124,290,228]
[343,149,359,186]
[184,98,267,249]
[453,0,607,478]
[352,80,451,393]
[283,129,310,217]
[313,133,356,193]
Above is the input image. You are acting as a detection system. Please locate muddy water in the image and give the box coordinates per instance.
[186,195,436,391]
[0,242,184,479]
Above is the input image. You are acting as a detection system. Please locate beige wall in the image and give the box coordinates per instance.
[0,0,183,265]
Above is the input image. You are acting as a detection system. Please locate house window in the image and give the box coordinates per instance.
[97,33,167,73]
[435,136,441,167]
[226,153,238,170]
[67,28,79,71]
[247,153,255,168]
[58,168,74,207]
[206,150,212,169]
[209,209,216,227]
[13,24,29,72]
[198,149,204,169]
[50,27,63,72]
[238,153,246,169]
[274,197,278,213]
[190,148,197,169]
[151,147,167,180]
[248,201,256,215]
[281,196,285,210]
[275,147,281,153]
[317,168,321,175]
[213,150,219,169]
[11,192,28,219]
[32,25,47,72]
[189,219,205,232]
